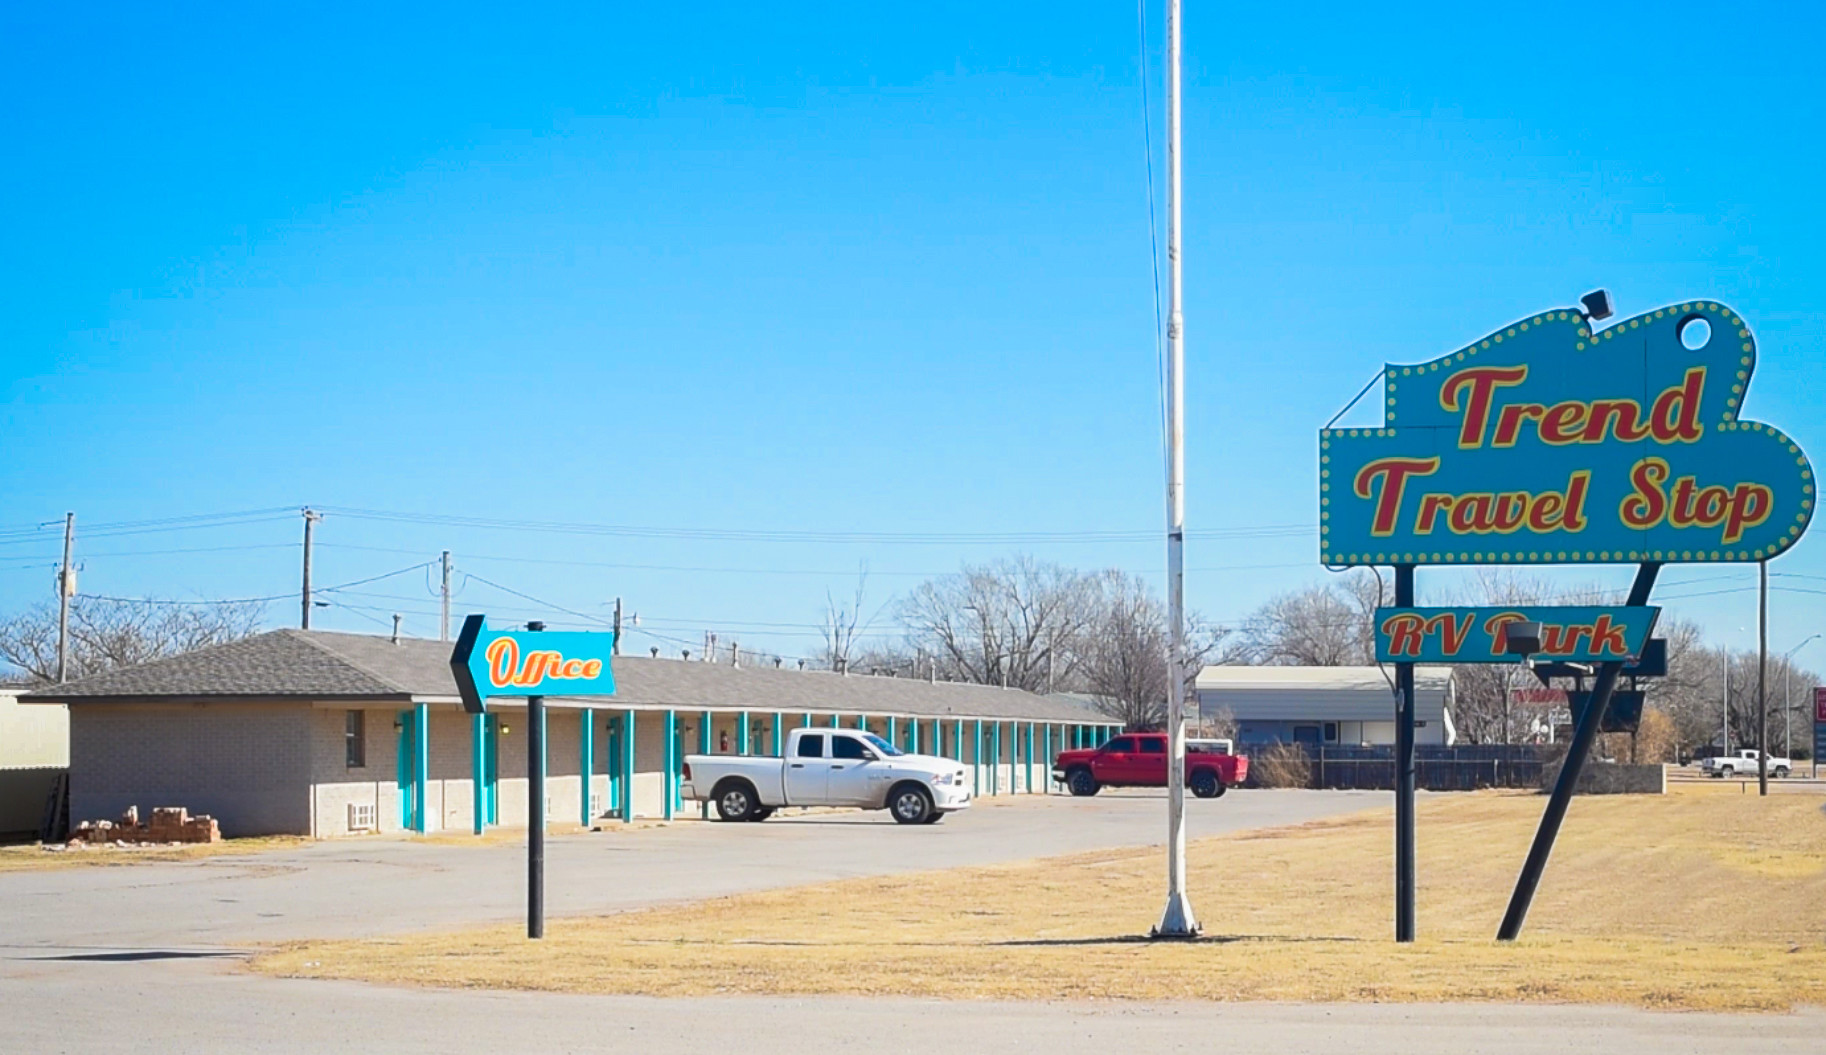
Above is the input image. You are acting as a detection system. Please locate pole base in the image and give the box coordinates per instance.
[1151,891,1201,940]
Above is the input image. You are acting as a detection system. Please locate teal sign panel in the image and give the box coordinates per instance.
[450,614,616,714]
[1322,301,1813,565]
[1373,605,1660,664]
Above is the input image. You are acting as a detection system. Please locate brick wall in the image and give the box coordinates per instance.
[70,703,311,837]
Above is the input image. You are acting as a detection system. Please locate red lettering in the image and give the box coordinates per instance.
[1441,366,1529,448]
[1354,457,1440,536]
[1649,367,1704,443]
[1723,484,1773,545]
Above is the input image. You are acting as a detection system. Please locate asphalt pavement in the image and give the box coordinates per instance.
[2,789,1816,1052]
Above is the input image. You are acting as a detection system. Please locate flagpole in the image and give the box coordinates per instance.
[1154,0,1197,939]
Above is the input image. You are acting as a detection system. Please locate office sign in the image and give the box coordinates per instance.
[1322,301,1814,566]
[450,614,616,714]
[1374,606,1659,663]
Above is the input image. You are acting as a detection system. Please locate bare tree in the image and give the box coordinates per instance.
[1078,572,1224,730]
[1232,570,1382,666]
[0,597,265,684]
[896,557,1104,692]
[817,571,871,673]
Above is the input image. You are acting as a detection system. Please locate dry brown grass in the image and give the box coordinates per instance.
[253,785,1826,1011]
[0,835,307,873]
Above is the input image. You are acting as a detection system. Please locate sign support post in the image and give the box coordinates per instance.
[1393,564,1416,942]
[525,620,546,941]
[1498,562,1661,940]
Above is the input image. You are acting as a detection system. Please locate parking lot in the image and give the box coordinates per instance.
[5,788,1821,1053]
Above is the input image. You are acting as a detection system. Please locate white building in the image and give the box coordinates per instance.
[1195,665,1456,748]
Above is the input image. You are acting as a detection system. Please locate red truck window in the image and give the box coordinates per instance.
[1138,738,1165,754]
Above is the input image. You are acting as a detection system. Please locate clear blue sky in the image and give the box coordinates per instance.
[3,2,1823,667]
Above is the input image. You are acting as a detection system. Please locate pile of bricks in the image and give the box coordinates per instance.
[67,806,221,846]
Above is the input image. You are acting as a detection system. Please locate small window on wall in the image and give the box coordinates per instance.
[345,710,366,768]
[1323,723,1339,743]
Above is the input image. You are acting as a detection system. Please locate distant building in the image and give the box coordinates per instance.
[0,690,69,839]
[1194,665,1456,748]
[20,630,1114,838]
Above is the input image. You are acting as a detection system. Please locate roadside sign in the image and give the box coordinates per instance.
[1814,688,1826,765]
[1374,605,1659,663]
[450,615,617,714]
[1321,302,1813,567]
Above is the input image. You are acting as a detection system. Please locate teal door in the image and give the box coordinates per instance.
[396,710,420,830]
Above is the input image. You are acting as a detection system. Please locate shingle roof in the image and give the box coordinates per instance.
[1195,665,1453,692]
[24,629,1103,724]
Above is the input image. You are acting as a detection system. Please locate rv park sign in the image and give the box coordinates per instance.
[1321,301,1814,566]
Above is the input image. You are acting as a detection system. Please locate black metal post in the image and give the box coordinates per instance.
[526,620,546,940]
[1393,564,1416,943]
[1498,562,1660,941]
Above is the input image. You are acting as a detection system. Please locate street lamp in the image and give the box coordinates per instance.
[1782,633,1821,759]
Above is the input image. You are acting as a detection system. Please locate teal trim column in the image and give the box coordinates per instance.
[973,720,984,795]
[413,702,430,833]
[952,719,963,762]
[737,711,749,755]
[1026,723,1036,793]
[909,717,920,754]
[1043,723,1053,794]
[664,710,678,820]
[829,712,841,729]
[887,715,898,748]
[802,712,813,728]
[772,712,784,756]
[471,712,487,834]
[580,708,595,826]
[619,710,636,823]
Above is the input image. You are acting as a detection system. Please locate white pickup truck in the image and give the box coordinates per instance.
[681,726,972,825]
[1702,748,1791,778]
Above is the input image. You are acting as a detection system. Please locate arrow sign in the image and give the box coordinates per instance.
[450,614,617,714]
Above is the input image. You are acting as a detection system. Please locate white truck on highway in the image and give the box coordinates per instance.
[1701,748,1791,778]
[681,726,973,824]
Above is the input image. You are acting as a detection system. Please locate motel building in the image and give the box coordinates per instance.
[1195,665,1457,749]
[19,630,1115,838]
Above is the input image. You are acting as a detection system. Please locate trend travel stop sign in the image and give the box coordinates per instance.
[449,614,617,713]
[1321,301,1814,566]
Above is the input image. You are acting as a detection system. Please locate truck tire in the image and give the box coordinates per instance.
[1190,770,1220,799]
[1067,769,1100,797]
[922,810,945,825]
[1774,766,1790,779]
[713,779,760,822]
[889,783,935,825]
[1719,766,1734,777]
[748,807,775,822]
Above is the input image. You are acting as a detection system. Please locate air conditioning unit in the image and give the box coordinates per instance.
[348,803,376,832]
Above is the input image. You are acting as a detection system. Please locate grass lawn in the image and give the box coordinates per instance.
[253,783,1826,1011]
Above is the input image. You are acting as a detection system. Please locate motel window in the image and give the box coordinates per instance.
[345,710,366,768]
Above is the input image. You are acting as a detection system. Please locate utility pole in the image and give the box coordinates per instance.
[439,551,452,642]
[612,598,623,655]
[1154,0,1196,940]
[55,512,75,683]
[300,508,322,629]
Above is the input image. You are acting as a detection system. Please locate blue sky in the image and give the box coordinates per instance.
[3,2,1824,666]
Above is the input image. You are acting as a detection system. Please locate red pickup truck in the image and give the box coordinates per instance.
[1052,733,1248,798]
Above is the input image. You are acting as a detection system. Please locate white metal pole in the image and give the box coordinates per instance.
[1155,0,1197,939]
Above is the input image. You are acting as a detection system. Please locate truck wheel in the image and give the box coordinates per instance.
[713,779,759,822]
[1190,770,1220,799]
[1067,769,1100,797]
[889,783,935,825]
[922,810,945,825]
[748,807,775,822]
[1774,767,1790,779]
